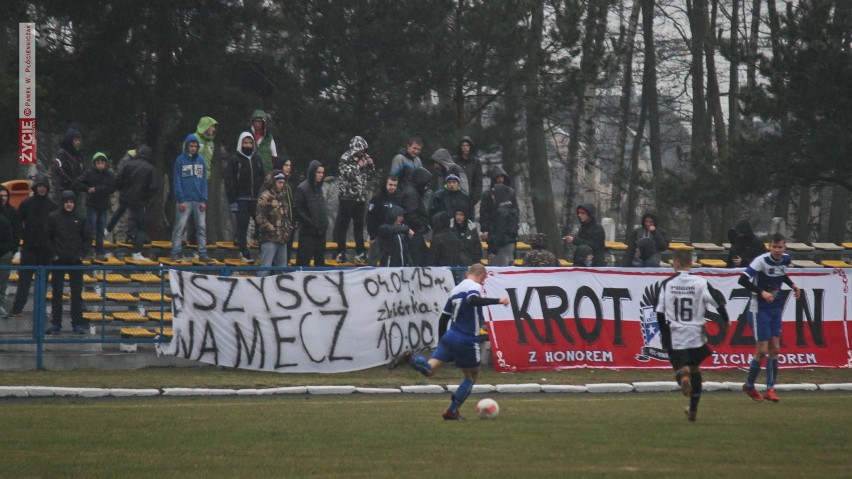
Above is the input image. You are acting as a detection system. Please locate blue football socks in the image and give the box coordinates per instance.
[746,358,762,388]
[766,357,777,389]
[447,377,474,414]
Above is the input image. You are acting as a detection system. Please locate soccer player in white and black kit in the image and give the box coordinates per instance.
[656,250,729,422]
[738,233,801,403]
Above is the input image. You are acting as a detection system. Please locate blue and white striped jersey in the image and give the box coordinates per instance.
[443,278,484,337]
[743,251,792,310]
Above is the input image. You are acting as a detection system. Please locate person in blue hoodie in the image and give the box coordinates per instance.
[171,133,213,263]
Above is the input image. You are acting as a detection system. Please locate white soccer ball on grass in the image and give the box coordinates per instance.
[475,398,499,419]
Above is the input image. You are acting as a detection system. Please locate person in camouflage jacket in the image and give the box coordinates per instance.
[332,136,375,264]
[256,170,294,275]
[522,233,559,267]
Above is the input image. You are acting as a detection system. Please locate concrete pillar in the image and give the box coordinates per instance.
[601,217,616,243]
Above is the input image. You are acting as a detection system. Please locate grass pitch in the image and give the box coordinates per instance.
[1,391,850,478]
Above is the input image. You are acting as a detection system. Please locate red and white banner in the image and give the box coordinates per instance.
[484,267,852,371]
[19,22,36,165]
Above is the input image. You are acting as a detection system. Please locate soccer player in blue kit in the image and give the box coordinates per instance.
[738,233,801,402]
[405,263,509,420]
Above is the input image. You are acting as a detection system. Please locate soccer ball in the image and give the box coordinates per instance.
[475,398,499,419]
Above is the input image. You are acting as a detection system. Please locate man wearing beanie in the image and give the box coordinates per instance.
[428,173,473,221]
[45,191,92,334]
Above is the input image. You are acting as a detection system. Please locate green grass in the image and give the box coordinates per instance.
[1,392,850,478]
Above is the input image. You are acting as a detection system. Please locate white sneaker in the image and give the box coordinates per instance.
[131,252,146,262]
[241,255,255,264]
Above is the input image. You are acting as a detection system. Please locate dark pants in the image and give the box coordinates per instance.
[50,260,84,328]
[128,203,148,254]
[296,232,326,267]
[11,249,52,314]
[236,199,257,257]
[333,200,366,254]
[106,202,127,232]
[87,207,107,255]
[408,233,429,267]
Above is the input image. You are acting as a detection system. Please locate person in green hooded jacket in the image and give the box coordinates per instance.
[194,116,221,243]
[249,110,279,173]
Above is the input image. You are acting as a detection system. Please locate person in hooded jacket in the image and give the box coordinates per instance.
[563,203,607,267]
[113,145,158,261]
[294,160,328,267]
[452,208,482,265]
[396,166,433,266]
[479,165,512,241]
[333,136,375,264]
[0,186,20,317]
[171,133,213,263]
[249,110,279,172]
[76,152,115,261]
[45,191,92,334]
[726,219,767,268]
[226,132,265,263]
[9,175,57,318]
[428,211,467,267]
[378,205,413,267]
[453,136,484,206]
[523,233,560,267]
[428,148,468,194]
[623,211,670,267]
[52,128,86,205]
[105,148,136,237]
[485,184,519,266]
[256,170,295,275]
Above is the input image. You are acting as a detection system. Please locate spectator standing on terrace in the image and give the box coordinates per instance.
[452,208,482,266]
[333,136,375,264]
[401,263,509,420]
[105,148,136,240]
[396,166,432,266]
[479,165,511,242]
[255,170,295,276]
[226,132,265,263]
[249,110,279,172]
[726,219,767,268]
[171,134,213,264]
[9,175,56,318]
[366,176,401,266]
[563,203,606,267]
[655,249,730,422]
[623,211,670,267]
[114,145,158,262]
[428,148,468,194]
[0,186,21,318]
[45,190,92,335]
[294,160,328,267]
[377,205,413,267]
[52,128,85,205]
[739,233,801,403]
[389,137,423,176]
[428,211,467,268]
[428,173,473,221]
[76,152,115,261]
[453,136,483,206]
[484,184,519,267]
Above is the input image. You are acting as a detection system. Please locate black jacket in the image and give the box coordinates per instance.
[453,136,484,204]
[226,135,265,202]
[428,211,467,267]
[77,167,116,212]
[486,184,519,253]
[726,220,767,267]
[396,167,432,235]
[294,160,329,236]
[623,211,670,266]
[115,146,158,204]
[18,176,57,254]
[479,165,512,231]
[53,129,85,192]
[0,185,21,247]
[378,206,411,267]
[366,188,400,240]
[569,203,607,267]
[46,191,92,262]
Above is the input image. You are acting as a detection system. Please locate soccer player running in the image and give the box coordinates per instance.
[739,233,801,403]
[656,250,729,422]
[403,263,508,420]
